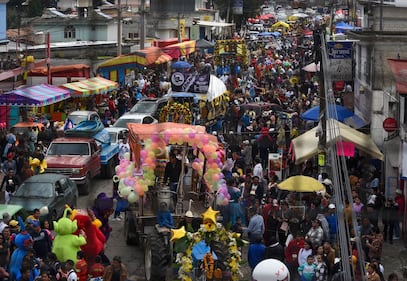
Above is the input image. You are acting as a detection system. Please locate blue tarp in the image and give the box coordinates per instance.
[301,104,354,122]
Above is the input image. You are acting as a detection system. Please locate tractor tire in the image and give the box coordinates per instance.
[210,240,231,271]
[144,231,171,281]
[124,212,139,246]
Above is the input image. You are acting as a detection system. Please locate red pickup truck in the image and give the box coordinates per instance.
[45,122,119,195]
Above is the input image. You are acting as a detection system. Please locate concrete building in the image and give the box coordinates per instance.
[347,1,407,200]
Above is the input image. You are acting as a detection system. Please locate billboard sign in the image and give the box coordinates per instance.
[171,69,210,93]
[327,41,353,81]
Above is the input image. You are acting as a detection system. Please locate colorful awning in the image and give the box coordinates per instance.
[388,59,407,95]
[0,84,71,107]
[61,77,118,97]
[97,47,171,68]
[155,53,173,65]
[162,40,196,59]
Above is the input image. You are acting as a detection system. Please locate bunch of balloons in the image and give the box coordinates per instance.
[113,126,225,203]
[215,180,230,206]
[113,152,148,204]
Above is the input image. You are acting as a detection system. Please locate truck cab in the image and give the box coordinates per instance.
[45,137,101,195]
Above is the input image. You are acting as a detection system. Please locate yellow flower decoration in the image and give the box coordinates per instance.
[159,102,192,124]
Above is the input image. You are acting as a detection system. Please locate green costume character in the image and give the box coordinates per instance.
[52,207,87,263]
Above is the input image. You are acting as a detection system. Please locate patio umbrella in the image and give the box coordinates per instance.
[300,104,354,122]
[171,61,192,69]
[272,21,290,29]
[302,62,320,72]
[292,12,309,18]
[278,175,325,192]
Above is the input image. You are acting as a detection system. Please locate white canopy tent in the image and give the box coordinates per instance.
[291,119,384,164]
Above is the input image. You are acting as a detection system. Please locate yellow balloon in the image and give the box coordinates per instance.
[124,152,130,160]
[202,207,219,225]
[127,191,138,203]
[92,219,102,228]
[171,226,186,241]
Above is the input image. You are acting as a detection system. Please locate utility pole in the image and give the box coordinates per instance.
[140,0,145,50]
[177,13,181,43]
[117,0,122,56]
[46,32,51,84]
[314,25,326,172]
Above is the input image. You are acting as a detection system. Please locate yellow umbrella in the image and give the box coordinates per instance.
[272,21,291,29]
[278,175,325,192]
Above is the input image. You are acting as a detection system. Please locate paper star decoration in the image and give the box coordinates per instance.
[171,226,186,241]
[202,207,219,225]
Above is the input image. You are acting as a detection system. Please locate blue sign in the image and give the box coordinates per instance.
[327,41,353,59]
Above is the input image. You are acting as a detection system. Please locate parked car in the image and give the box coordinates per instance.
[112,113,158,128]
[67,111,101,126]
[105,127,129,144]
[129,97,169,119]
[9,173,78,221]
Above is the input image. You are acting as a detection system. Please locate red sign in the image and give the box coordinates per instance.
[383,117,398,132]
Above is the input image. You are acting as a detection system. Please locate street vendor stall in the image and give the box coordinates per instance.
[96,47,173,86]
[60,77,119,115]
[0,84,71,127]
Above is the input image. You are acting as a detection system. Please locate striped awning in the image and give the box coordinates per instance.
[0,84,71,107]
[61,77,118,97]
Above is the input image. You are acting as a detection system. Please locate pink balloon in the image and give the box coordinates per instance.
[140,150,148,159]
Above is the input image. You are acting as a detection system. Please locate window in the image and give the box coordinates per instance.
[64,25,76,39]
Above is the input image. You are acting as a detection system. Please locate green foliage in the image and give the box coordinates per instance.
[173,236,189,253]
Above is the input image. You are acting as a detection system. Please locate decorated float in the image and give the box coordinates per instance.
[110,122,238,280]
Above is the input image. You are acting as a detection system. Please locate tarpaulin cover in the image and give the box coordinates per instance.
[162,40,196,59]
[0,84,71,107]
[97,47,171,68]
[61,77,118,97]
[291,119,383,164]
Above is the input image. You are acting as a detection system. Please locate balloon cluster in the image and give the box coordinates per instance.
[113,152,147,204]
[113,127,224,204]
[215,180,231,206]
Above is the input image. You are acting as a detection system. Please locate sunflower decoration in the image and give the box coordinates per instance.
[172,207,247,281]
[159,102,193,124]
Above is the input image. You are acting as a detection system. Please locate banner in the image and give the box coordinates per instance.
[268,152,282,180]
[327,41,353,81]
[171,68,211,93]
[232,0,243,15]
[179,19,186,38]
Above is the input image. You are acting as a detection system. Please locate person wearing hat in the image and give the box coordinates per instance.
[178,211,201,232]
[103,256,128,281]
[326,204,338,245]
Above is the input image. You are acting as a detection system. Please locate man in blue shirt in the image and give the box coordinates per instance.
[157,202,174,228]
[247,207,265,243]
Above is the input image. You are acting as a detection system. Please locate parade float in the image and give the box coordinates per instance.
[164,61,230,131]
[110,122,234,280]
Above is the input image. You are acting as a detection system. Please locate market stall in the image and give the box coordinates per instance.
[0,84,71,127]
[60,77,118,113]
[96,47,173,86]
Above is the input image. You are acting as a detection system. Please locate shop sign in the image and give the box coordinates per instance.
[383,117,398,132]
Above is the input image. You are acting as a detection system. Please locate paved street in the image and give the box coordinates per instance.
[82,178,406,281]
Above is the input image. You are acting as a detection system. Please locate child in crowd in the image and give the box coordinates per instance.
[298,255,317,281]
